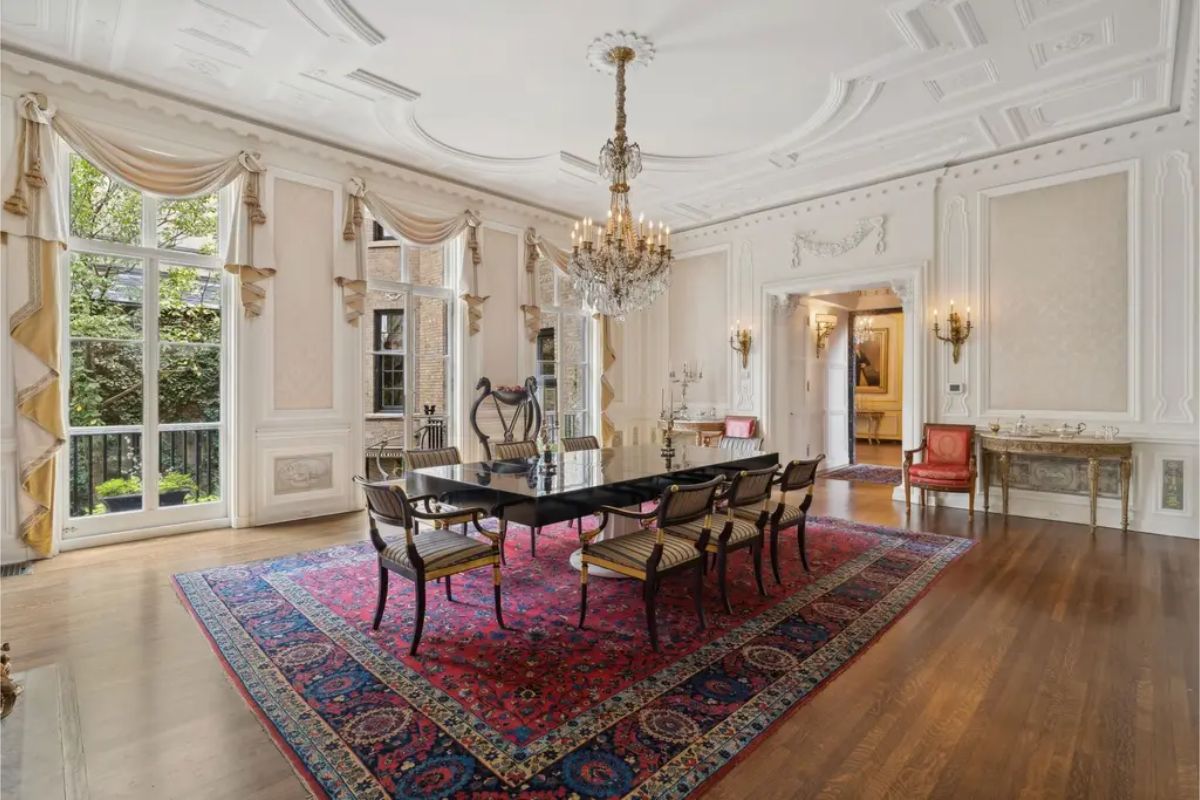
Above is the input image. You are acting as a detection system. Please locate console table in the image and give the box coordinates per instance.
[978,433,1133,532]
[659,418,724,446]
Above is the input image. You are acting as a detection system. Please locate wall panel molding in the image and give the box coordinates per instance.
[1151,150,1196,423]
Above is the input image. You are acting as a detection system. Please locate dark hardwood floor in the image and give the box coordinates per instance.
[1,479,1195,799]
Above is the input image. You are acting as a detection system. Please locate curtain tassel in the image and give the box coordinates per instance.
[4,186,28,216]
[24,159,46,189]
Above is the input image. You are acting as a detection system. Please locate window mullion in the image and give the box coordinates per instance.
[145,254,160,509]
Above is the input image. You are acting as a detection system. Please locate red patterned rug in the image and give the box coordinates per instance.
[821,463,904,486]
[174,515,970,798]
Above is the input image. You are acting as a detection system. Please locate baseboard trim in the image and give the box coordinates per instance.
[60,517,231,551]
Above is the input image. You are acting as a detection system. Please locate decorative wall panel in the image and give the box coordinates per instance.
[273,178,335,410]
[986,171,1129,412]
[273,453,334,495]
[668,251,728,408]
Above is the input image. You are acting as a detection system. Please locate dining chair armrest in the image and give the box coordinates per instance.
[404,492,440,507]
[596,504,658,521]
[470,518,503,545]
[903,440,927,464]
[410,505,486,524]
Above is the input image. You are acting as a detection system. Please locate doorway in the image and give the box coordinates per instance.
[848,303,904,468]
[767,271,922,478]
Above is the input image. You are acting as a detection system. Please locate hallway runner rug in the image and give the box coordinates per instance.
[174,516,971,799]
[821,463,904,486]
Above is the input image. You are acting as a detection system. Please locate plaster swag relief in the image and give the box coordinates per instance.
[791,215,888,269]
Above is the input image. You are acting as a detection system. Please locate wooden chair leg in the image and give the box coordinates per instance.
[645,578,660,652]
[578,563,589,628]
[920,488,927,508]
[968,477,976,519]
[717,546,732,614]
[409,578,426,657]
[752,538,767,596]
[531,526,539,558]
[798,518,811,573]
[692,560,706,631]
[904,470,911,514]
[445,573,453,601]
[372,560,389,630]
[492,563,505,629]
[769,524,782,585]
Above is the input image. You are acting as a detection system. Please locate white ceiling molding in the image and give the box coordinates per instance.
[0,0,1190,227]
[0,50,576,226]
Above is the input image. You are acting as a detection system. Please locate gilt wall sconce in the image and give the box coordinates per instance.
[729,320,752,370]
[932,299,972,363]
[813,313,837,359]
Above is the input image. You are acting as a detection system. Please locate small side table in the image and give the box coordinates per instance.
[855,410,884,445]
[660,418,724,446]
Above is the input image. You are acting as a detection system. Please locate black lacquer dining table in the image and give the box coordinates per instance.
[403,444,778,531]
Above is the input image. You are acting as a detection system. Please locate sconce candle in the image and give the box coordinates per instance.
[932,300,973,363]
[728,320,752,370]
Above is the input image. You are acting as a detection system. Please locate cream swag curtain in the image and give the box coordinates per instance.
[2,92,271,556]
[342,178,485,332]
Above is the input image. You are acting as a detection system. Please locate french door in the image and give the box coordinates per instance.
[63,156,228,540]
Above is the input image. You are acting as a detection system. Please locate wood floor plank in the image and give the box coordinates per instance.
[0,480,1195,799]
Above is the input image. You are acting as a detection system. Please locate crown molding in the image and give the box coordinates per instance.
[0,46,579,226]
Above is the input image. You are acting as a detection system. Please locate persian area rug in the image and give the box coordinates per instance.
[821,463,904,486]
[174,516,971,799]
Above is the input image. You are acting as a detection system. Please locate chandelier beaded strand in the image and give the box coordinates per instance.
[568,37,671,320]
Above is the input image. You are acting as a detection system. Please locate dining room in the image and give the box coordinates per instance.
[1,3,1197,799]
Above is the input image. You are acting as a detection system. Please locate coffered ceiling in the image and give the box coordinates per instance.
[1,0,1195,226]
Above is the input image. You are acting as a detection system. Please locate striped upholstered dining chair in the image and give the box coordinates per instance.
[732,455,824,582]
[492,440,540,460]
[667,464,777,612]
[578,475,724,651]
[354,477,505,656]
[562,435,600,452]
[403,446,485,538]
[490,439,544,555]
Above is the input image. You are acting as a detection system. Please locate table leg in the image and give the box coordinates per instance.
[1087,457,1100,533]
[1120,457,1133,532]
[998,452,1010,517]
[981,449,992,513]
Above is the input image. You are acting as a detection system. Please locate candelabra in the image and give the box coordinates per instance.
[728,320,752,370]
[669,362,703,416]
[932,300,972,363]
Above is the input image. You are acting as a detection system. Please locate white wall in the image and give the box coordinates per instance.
[0,54,572,552]
[628,109,1199,538]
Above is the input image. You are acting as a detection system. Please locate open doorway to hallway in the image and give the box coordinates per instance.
[771,286,907,478]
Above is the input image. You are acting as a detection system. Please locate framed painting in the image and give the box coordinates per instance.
[854,328,889,394]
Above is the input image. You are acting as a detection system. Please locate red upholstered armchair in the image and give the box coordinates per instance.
[904,423,977,518]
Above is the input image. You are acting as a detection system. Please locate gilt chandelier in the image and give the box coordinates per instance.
[567,33,671,320]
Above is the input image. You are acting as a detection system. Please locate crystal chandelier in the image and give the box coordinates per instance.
[854,314,874,345]
[568,36,671,320]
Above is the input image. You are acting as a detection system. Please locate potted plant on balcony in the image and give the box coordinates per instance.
[158,471,197,507]
[96,472,197,512]
[95,476,142,513]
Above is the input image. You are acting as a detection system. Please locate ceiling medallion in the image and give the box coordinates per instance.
[569,32,671,320]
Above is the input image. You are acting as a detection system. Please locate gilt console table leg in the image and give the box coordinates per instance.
[1087,457,1100,533]
[1120,457,1133,532]
[998,452,1010,518]
[981,449,992,513]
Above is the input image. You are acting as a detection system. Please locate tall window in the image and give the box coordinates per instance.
[65,155,225,532]
[372,309,405,412]
[363,224,454,452]
[533,257,593,438]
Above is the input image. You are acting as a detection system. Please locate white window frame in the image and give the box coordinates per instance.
[60,154,231,541]
[364,233,458,451]
[533,260,597,440]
